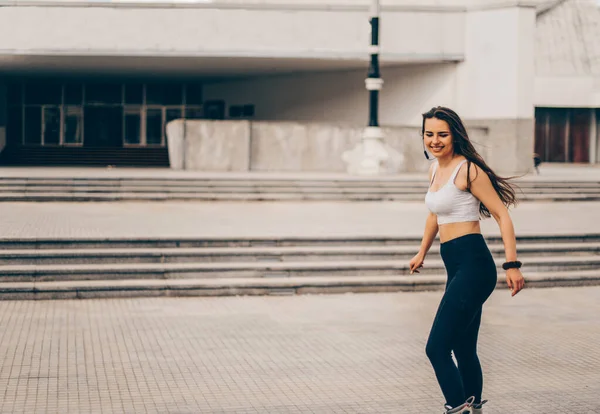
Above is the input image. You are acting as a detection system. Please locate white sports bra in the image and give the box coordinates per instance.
[425,159,480,225]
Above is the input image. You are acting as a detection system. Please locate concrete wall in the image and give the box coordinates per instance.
[166,120,251,172]
[455,5,535,120]
[465,118,534,175]
[208,0,549,6]
[200,5,536,125]
[0,5,464,62]
[166,119,497,174]
[203,64,459,126]
[5,0,550,8]
[201,4,537,174]
[535,76,600,108]
[453,5,535,174]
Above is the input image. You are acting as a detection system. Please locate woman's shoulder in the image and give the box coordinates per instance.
[455,158,485,190]
[457,158,483,175]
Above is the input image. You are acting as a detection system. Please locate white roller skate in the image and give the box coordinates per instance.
[443,396,475,414]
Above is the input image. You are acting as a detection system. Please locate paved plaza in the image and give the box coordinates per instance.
[0,286,598,413]
[1,165,599,413]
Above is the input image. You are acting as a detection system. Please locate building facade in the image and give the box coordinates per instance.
[0,0,581,173]
[534,0,600,164]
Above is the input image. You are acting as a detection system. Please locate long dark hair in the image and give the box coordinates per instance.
[422,106,518,218]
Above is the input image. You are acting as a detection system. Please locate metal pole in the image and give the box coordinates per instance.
[343,0,402,175]
[367,0,382,128]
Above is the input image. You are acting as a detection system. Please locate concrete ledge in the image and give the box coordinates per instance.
[165,120,533,174]
[0,0,542,13]
[0,1,466,13]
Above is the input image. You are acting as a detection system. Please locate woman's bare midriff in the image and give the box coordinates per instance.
[438,221,481,244]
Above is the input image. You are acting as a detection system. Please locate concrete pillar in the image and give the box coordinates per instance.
[455,5,536,175]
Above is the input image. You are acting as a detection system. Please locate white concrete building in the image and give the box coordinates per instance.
[0,0,594,173]
[535,0,600,164]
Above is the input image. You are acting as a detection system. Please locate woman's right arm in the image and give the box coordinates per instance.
[409,163,439,274]
[421,161,439,256]
[409,213,438,274]
[418,212,439,257]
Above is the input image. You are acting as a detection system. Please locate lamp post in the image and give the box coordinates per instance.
[367,0,382,131]
[342,0,403,175]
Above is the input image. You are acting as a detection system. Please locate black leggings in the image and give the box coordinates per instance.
[425,233,497,408]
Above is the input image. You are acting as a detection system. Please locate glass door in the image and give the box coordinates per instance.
[84,106,123,148]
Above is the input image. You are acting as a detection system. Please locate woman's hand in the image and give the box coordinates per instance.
[506,268,525,296]
[409,253,425,275]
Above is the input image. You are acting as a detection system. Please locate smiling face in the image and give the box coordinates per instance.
[423,117,454,159]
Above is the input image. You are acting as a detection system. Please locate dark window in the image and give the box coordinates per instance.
[124,108,142,145]
[536,107,593,163]
[24,82,62,105]
[164,85,183,105]
[124,84,144,105]
[204,100,225,120]
[85,83,122,104]
[64,84,83,105]
[7,107,23,145]
[229,105,243,118]
[7,83,23,106]
[229,105,255,118]
[24,107,41,145]
[185,107,204,120]
[146,108,163,145]
[547,108,568,162]
[146,84,183,105]
[146,84,164,105]
[186,84,203,105]
[166,108,182,124]
[83,106,123,147]
[64,107,83,145]
[43,107,61,145]
[569,109,591,163]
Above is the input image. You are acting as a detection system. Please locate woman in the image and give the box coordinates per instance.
[409,107,525,414]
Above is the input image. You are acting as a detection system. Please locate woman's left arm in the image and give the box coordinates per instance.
[468,164,525,297]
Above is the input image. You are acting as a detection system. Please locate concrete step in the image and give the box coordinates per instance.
[2,189,600,199]
[0,237,421,250]
[1,182,598,191]
[1,242,599,266]
[0,185,430,194]
[2,192,600,203]
[0,176,598,186]
[2,269,599,300]
[518,194,600,201]
[2,234,599,250]
[0,178,598,202]
[2,255,599,283]
[0,181,597,190]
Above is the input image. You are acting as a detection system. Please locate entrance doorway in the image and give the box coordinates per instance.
[535,107,593,163]
[84,107,123,148]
